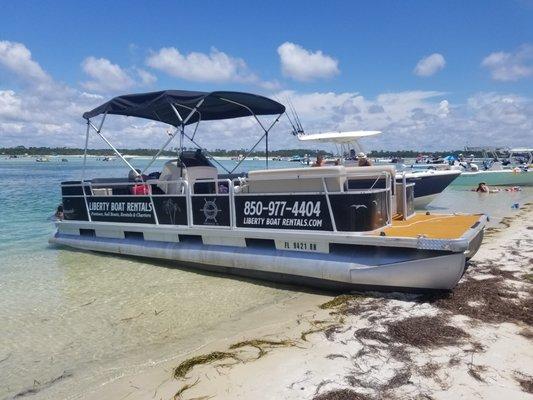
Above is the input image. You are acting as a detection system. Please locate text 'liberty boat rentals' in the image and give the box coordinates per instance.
[296,130,461,208]
[50,90,487,292]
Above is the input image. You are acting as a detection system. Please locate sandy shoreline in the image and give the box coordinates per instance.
[16,204,532,400]
[67,203,532,400]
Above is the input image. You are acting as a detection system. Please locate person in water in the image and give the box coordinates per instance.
[357,152,373,167]
[313,154,326,167]
[474,182,499,193]
[475,182,489,193]
[55,204,64,220]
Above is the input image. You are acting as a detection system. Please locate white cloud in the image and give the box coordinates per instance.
[136,68,157,86]
[481,44,533,82]
[413,53,446,77]
[277,42,339,81]
[80,59,156,93]
[0,90,23,119]
[1,41,532,152]
[81,57,136,92]
[146,47,259,84]
[272,90,532,151]
[0,40,52,88]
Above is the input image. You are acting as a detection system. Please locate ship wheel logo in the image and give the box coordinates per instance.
[200,198,219,225]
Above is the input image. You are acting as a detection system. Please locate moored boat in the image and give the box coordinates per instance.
[296,131,461,207]
[50,90,486,292]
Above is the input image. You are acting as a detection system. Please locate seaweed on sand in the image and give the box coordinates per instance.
[173,378,199,399]
[301,324,340,341]
[381,369,412,390]
[14,371,73,398]
[354,327,391,344]
[438,277,532,324]
[229,339,293,359]
[418,362,441,379]
[173,351,238,379]
[385,315,469,348]
[519,328,533,340]
[467,364,487,382]
[313,388,374,400]
[515,372,533,394]
[319,294,366,310]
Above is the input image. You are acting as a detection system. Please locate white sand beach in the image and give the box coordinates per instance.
[77,203,533,400]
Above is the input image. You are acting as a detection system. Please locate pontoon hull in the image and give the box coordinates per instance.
[50,231,471,292]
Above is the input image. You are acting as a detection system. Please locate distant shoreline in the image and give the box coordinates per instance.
[1,146,486,158]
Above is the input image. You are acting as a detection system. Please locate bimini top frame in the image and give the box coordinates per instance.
[81,90,286,179]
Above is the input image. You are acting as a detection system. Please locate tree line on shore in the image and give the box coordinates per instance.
[0,146,486,158]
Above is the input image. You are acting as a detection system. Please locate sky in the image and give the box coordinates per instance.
[0,0,532,151]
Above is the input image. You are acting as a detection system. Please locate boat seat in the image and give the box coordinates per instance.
[187,166,218,193]
[157,161,219,194]
[157,161,183,194]
[344,165,396,191]
[345,165,396,180]
[247,166,346,193]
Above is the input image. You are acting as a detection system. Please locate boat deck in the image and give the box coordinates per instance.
[382,213,481,239]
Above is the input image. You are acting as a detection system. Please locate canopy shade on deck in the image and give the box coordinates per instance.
[82,90,286,126]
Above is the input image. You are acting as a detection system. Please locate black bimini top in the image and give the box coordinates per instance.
[82,90,285,126]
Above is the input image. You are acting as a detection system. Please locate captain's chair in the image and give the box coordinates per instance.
[157,151,218,194]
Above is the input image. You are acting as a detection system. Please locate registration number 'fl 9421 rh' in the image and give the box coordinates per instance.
[275,240,329,253]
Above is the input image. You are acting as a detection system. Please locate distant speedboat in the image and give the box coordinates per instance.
[451,148,532,186]
[297,131,460,208]
[61,158,68,162]
[231,154,244,161]
[36,156,50,162]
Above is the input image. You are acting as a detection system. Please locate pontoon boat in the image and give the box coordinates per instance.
[50,90,486,291]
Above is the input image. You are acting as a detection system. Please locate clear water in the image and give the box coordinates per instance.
[0,156,531,399]
[0,156,300,399]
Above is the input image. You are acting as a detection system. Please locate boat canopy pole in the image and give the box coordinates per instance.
[166,97,283,175]
[140,100,205,175]
[218,97,282,172]
[86,113,141,178]
[81,120,90,181]
[168,103,234,174]
[82,112,108,181]
[141,126,180,175]
[229,113,281,174]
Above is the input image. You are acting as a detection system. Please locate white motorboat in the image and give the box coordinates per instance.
[450,148,532,186]
[50,90,486,292]
[296,131,461,208]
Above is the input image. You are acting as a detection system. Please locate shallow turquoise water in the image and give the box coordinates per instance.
[0,156,299,399]
[0,157,531,399]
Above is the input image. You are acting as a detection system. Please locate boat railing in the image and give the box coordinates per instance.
[61,168,399,231]
[233,169,394,229]
[189,178,233,229]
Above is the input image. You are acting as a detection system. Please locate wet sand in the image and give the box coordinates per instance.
[86,203,533,400]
